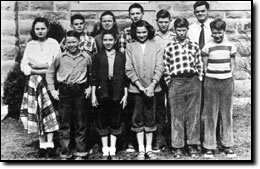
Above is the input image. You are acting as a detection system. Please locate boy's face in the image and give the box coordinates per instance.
[194,5,209,23]
[157,17,171,34]
[175,27,188,41]
[136,26,148,43]
[71,19,85,33]
[211,28,225,43]
[66,36,80,54]
[101,15,114,31]
[129,8,143,23]
[103,34,116,51]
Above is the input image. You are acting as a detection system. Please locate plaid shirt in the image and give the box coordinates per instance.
[163,37,203,86]
[118,26,135,54]
[60,33,97,57]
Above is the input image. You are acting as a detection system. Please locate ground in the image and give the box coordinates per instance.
[1,104,251,161]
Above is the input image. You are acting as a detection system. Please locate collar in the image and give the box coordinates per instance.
[62,50,86,58]
[172,37,192,46]
[195,19,211,29]
[155,30,175,37]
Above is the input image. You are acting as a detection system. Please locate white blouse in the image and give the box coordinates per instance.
[21,38,61,75]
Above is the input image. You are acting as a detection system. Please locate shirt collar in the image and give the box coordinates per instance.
[172,37,192,45]
[155,30,175,38]
[62,50,86,58]
[195,18,211,29]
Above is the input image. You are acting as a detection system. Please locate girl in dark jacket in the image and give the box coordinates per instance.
[91,30,128,160]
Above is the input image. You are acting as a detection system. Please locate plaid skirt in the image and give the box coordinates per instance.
[20,75,59,135]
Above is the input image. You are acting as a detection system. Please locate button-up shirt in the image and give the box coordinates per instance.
[60,32,97,56]
[46,50,92,90]
[163,38,203,86]
[118,26,135,54]
[188,19,212,45]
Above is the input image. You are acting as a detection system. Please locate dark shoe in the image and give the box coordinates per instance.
[153,143,166,153]
[172,148,184,159]
[223,147,237,158]
[126,143,135,152]
[187,145,198,158]
[37,148,46,158]
[46,148,56,158]
[146,151,158,160]
[204,149,214,158]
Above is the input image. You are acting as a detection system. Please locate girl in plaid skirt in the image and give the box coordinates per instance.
[20,17,60,158]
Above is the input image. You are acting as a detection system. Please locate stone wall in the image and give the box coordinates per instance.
[1,1,251,105]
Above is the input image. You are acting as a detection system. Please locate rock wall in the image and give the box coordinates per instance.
[1,1,251,105]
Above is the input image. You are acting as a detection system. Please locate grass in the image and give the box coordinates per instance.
[1,104,252,161]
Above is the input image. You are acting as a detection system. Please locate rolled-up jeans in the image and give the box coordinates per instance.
[58,83,88,157]
[168,76,201,148]
[203,77,234,150]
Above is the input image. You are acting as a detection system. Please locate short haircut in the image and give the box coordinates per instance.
[30,17,50,40]
[210,18,226,31]
[70,14,85,25]
[156,9,171,21]
[66,30,80,40]
[128,3,144,13]
[174,18,189,29]
[131,20,155,40]
[102,29,117,40]
[193,1,210,10]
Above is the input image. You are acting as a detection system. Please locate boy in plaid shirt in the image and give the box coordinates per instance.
[163,18,203,158]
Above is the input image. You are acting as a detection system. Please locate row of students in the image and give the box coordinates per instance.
[20,1,236,160]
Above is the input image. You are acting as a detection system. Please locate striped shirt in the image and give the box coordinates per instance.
[202,38,236,79]
[163,38,203,86]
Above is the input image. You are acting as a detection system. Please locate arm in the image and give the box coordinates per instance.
[120,87,128,109]
[163,48,172,87]
[46,54,60,91]
[230,57,236,74]
[201,51,209,73]
[91,85,99,107]
[20,44,32,75]
[195,48,204,81]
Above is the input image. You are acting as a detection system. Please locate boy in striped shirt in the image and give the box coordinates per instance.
[201,18,237,158]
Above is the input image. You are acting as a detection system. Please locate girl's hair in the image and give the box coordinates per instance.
[131,20,155,41]
[30,17,50,40]
[174,17,189,29]
[210,18,226,31]
[102,29,119,51]
[66,30,81,40]
[92,11,119,37]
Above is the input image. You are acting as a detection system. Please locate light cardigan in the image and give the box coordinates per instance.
[21,38,60,75]
[125,39,164,93]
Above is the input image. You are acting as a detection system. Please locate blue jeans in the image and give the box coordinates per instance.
[168,76,201,148]
[203,77,234,149]
[58,83,88,156]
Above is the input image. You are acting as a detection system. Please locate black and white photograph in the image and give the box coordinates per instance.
[1,1,253,162]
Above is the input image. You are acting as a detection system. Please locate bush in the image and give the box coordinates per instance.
[2,62,26,119]
[48,20,66,43]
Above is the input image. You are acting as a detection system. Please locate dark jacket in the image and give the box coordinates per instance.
[90,50,128,101]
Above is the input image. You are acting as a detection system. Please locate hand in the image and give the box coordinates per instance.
[120,94,128,109]
[144,84,155,97]
[91,94,99,107]
[50,90,59,101]
[85,87,91,99]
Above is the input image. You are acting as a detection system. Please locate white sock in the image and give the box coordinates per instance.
[45,142,54,148]
[110,146,116,156]
[39,142,47,149]
[146,145,152,152]
[102,146,109,156]
[139,145,145,152]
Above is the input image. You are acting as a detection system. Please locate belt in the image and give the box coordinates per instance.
[172,73,197,78]
[58,82,85,88]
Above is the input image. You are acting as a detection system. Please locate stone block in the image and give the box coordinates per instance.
[170,11,194,19]
[18,1,29,11]
[55,2,70,11]
[19,20,33,36]
[1,1,15,11]
[1,11,15,20]
[234,80,251,97]
[226,11,249,19]
[1,60,15,85]
[31,1,54,11]
[113,12,130,20]
[1,20,16,36]
[157,2,172,10]
[74,12,97,20]
[233,71,251,80]
[1,45,19,61]
[1,36,18,46]
[208,12,224,19]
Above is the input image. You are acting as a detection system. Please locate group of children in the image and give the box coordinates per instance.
[20,2,237,160]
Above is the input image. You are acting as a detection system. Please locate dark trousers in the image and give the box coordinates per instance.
[97,98,123,136]
[131,93,157,133]
[58,84,88,155]
[168,76,201,148]
[203,77,234,149]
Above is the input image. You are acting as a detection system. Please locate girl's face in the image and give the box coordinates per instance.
[34,22,48,40]
[66,36,80,54]
[136,26,148,43]
[101,15,114,31]
[103,34,116,51]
